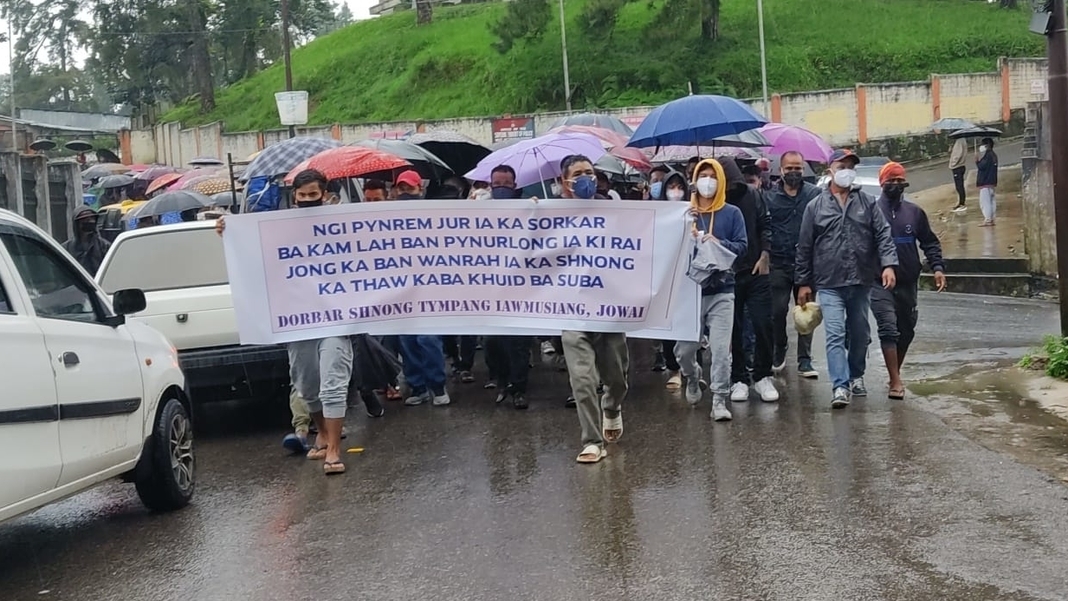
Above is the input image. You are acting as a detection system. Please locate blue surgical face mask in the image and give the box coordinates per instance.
[649,181,663,199]
[570,175,598,199]
[490,186,514,199]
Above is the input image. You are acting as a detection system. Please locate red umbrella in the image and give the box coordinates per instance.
[146,172,184,195]
[284,147,410,184]
[550,124,651,172]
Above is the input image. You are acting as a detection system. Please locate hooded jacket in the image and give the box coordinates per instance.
[719,157,771,275]
[877,193,944,285]
[976,148,998,188]
[688,158,747,295]
[62,206,111,275]
[794,187,898,290]
[655,169,689,201]
[765,179,822,270]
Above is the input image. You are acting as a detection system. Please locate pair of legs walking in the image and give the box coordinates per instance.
[675,292,735,421]
[562,331,628,462]
[770,267,815,376]
[871,283,919,399]
[485,336,531,409]
[288,336,353,474]
[399,335,450,406]
[818,285,872,407]
[731,272,778,402]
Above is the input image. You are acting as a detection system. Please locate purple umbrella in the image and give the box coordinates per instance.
[136,166,181,181]
[465,132,607,188]
[757,123,833,163]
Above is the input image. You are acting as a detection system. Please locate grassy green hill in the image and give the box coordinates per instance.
[164,0,1044,130]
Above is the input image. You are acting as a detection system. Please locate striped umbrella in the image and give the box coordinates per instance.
[284,147,410,184]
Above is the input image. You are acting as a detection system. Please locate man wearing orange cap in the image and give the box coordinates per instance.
[872,162,946,400]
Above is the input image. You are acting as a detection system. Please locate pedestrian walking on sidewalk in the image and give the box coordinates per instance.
[976,137,999,227]
[949,137,968,213]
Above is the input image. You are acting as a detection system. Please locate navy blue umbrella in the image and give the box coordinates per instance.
[627,95,768,149]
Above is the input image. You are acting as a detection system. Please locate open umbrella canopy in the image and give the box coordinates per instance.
[65,140,93,152]
[182,176,233,196]
[549,113,634,136]
[82,163,130,180]
[98,174,136,189]
[648,145,763,164]
[172,168,225,189]
[352,139,452,180]
[285,146,412,184]
[627,95,767,149]
[549,125,651,172]
[930,118,977,132]
[136,166,181,181]
[465,132,607,189]
[146,172,185,195]
[757,123,833,163]
[189,156,224,166]
[595,154,642,183]
[407,131,491,176]
[125,190,214,220]
[949,125,1002,139]
[242,137,343,181]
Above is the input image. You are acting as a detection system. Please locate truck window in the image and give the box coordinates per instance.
[98,227,229,294]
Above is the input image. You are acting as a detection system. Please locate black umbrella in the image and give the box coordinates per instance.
[125,190,214,220]
[98,174,136,189]
[352,139,453,180]
[190,156,225,166]
[949,126,1002,139]
[65,140,93,152]
[407,131,491,176]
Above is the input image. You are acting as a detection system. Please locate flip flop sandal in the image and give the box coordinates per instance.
[603,413,623,444]
[888,387,906,400]
[307,446,328,461]
[323,461,346,475]
[576,444,606,464]
[666,374,682,391]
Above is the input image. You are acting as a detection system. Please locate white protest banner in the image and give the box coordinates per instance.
[222,199,700,344]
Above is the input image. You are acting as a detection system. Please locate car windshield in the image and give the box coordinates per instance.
[98,227,228,294]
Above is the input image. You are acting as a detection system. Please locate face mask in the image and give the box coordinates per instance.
[979,145,987,153]
[882,182,908,201]
[666,188,686,202]
[695,176,718,199]
[649,181,663,199]
[490,186,514,199]
[550,182,562,197]
[397,193,421,200]
[832,168,856,189]
[295,199,323,208]
[570,175,597,199]
[471,189,492,201]
[782,172,804,188]
[78,220,96,234]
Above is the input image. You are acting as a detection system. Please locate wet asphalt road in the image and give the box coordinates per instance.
[3,294,1068,601]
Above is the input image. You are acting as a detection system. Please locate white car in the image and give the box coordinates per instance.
[0,209,194,523]
[95,221,289,401]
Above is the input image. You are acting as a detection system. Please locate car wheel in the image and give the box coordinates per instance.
[135,398,195,511]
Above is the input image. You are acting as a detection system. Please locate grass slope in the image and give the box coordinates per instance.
[165,0,1044,130]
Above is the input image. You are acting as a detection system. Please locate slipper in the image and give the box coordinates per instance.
[282,433,309,455]
[323,461,346,475]
[576,444,606,463]
[666,373,682,391]
[603,412,623,444]
[888,386,906,400]
[307,446,327,461]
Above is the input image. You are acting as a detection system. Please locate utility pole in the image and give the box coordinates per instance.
[1048,0,1068,336]
[281,0,296,139]
[558,0,571,112]
[757,0,770,118]
[8,14,16,152]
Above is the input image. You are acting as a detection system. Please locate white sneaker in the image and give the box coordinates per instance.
[685,369,704,405]
[730,382,750,402]
[432,391,451,406]
[711,396,733,421]
[541,340,556,355]
[952,204,967,213]
[753,377,780,402]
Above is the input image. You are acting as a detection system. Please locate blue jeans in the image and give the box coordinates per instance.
[817,286,871,391]
[399,335,446,394]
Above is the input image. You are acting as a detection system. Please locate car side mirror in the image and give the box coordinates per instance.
[113,288,147,316]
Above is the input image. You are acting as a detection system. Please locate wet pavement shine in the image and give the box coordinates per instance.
[3,294,1068,600]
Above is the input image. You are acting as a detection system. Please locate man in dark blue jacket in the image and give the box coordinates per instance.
[872,163,946,400]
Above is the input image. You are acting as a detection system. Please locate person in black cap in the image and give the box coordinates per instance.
[62,206,110,274]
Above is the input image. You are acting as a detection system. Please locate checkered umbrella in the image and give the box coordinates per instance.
[284,147,411,184]
[242,137,343,181]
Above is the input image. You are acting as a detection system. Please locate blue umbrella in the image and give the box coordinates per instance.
[627,95,768,149]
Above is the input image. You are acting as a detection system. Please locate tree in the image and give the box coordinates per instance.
[700,0,719,41]
[491,0,551,53]
[185,0,216,112]
[416,0,432,25]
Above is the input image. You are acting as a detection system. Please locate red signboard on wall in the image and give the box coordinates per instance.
[491,118,535,145]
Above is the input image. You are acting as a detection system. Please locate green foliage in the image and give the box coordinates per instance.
[1043,336,1068,381]
[163,0,1045,130]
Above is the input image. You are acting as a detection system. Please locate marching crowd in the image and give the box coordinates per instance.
[208,146,946,474]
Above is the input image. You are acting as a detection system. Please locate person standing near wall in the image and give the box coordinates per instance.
[949,137,968,213]
[976,137,999,227]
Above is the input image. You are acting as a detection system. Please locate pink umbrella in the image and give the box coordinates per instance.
[549,125,651,172]
[171,168,225,189]
[757,123,833,163]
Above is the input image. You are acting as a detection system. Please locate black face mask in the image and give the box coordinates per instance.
[397,193,422,200]
[78,220,96,234]
[295,199,323,208]
[882,183,908,201]
[782,172,804,188]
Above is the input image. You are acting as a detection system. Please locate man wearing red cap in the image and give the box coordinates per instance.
[872,162,946,400]
[393,170,424,200]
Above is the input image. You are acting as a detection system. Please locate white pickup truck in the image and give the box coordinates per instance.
[95,221,289,402]
[0,209,194,523]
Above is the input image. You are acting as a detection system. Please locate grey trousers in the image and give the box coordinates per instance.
[675,292,735,397]
[288,336,354,420]
[562,331,630,448]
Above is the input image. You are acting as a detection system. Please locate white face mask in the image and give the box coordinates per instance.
[832,168,856,189]
[550,182,562,197]
[979,145,987,153]
[666,188,686,201]
[696,176,718,198]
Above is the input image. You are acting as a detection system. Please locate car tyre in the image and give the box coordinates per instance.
[135,398,195,511]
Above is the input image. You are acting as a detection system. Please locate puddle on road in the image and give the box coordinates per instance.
[909,364,1068,485]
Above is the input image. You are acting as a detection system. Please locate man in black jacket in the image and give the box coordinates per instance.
[976,137,999,227]
[872,163,946,400]
[720,157,778,403]
[766,151,822,378]
[62,206,110,275]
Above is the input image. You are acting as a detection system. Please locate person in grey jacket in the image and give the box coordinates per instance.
[795,149,899,409]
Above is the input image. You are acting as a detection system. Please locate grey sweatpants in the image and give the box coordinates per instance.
[675,292,735,397]
[562,331,629,448]
[288,336,353,420]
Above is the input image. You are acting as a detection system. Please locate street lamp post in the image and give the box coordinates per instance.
[8,14,16,151]
[757,0,769,118]
[559,0,571,112]
[281,0,296,138]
